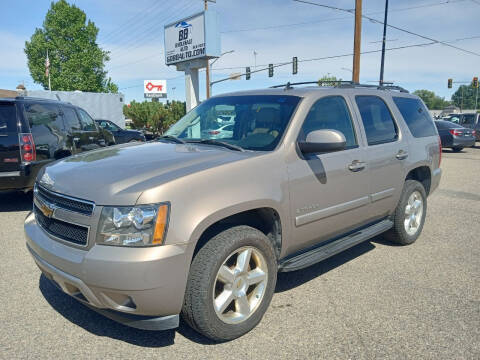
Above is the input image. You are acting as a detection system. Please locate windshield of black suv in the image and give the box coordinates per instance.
[165,95,301,151]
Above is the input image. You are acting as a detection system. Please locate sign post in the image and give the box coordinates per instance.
[164,11,220,111]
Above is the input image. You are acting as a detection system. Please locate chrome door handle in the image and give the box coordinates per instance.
[396,150,408,160]
[348,160,366,172]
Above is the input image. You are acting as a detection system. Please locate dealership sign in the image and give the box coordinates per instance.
[164,11,221,66]
[144,80,167,98]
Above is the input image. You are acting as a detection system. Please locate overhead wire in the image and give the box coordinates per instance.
[293,0,480,57]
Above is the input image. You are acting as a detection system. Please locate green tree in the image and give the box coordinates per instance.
[24,0,117,93]
[412,90,451,110]
[451,83,480,110]
[318,74,341,86]
[123,100,186,135]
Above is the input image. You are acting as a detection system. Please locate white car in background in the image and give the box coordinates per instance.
[204,123,235,139]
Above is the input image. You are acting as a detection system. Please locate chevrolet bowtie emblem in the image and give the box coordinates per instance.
[34,196,56,218]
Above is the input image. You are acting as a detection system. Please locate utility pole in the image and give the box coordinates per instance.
[379,0,389,86]
[205,0,211,99]
[352,0,362,83]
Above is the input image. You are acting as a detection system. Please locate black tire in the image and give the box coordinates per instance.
[452,147,463,152]
[182,226,277,341]
[385,180,427,245]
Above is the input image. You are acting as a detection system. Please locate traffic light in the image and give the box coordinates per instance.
[473,77,479,88]
[293,57,298,75]
[268,64,273,77]
[448,78,453,88]
[246,67,251,80]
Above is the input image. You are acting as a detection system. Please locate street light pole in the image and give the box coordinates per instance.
[379,0,389,86]
[208,50,235,96]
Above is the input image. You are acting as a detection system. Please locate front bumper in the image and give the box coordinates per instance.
[25,212,190,328]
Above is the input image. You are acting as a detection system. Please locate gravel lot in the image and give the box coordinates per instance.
[1,147,479,359]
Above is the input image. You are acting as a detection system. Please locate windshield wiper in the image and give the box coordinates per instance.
[157,135,185,144]
[188,139,244,152]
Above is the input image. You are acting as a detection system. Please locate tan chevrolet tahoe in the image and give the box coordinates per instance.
[25,83,442,341]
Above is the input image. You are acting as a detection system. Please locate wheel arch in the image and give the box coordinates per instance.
[405,165,432,195]
[188,203,284,262]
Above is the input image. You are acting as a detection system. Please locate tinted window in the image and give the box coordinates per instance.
[166,95,300,151]
[63,107,81,131]
[356,96,398,145]
[301,96,357,148]
[0,103,16,133]
[77,109,96,131]
[24,103,63,135]
[99,120,119,131]
[393,97,437,137]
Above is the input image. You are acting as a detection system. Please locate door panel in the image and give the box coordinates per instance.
[61,106,82,154]
[352,95,407,218]
[287,95,372,255]
[77,108,101,151]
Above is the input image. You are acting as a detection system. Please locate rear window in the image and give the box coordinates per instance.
[393,97,437,138]
[0,103,17,133]
[24,103,63,131]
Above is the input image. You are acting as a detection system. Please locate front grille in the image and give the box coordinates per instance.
[36,185,94,216]
[34,205,89,246]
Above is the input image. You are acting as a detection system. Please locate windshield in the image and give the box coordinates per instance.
[165,95,301,151]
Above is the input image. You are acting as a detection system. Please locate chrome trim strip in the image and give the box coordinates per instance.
[370,188,395,203]
[0,171,20,177]
[295,196,370,227]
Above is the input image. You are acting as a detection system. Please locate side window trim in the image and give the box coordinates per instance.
[298,94,359,150]
[76,108,97,132]
[354,94,400,146]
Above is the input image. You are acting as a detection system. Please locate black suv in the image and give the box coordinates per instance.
[0,97,115,192]
[95,119,145,143]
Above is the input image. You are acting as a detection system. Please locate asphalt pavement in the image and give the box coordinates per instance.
[0,147,479,359]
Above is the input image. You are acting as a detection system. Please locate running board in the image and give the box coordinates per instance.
[278,219,393,272]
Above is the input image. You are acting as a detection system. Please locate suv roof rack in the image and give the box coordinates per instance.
[270,81,409,93]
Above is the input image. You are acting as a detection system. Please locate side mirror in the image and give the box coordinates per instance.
[298,129,346,154]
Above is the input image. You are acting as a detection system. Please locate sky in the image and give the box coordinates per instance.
[0,0,479,104]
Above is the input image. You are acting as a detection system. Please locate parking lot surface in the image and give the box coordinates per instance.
[1,148,479,359]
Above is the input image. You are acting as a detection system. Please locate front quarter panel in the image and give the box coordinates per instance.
[136,151,291,259]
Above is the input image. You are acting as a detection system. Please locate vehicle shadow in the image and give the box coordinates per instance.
[39,274,218,346]
[38,237,382,346]
[0,191,32,212]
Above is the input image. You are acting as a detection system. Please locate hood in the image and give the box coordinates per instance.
[38,142,252,205]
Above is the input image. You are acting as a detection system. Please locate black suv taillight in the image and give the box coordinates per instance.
[18,133,36,163]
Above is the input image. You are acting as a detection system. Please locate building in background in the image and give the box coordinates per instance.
[0,88,125,127]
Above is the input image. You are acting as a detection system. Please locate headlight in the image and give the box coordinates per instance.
[96,203,169,247]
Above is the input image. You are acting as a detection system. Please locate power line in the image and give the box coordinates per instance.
[211,41,437,73]
[222,0,468,34]
[293,0,480,57]
[106,1,196,57]
[100,0,164,43]
[106,2,199,62]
